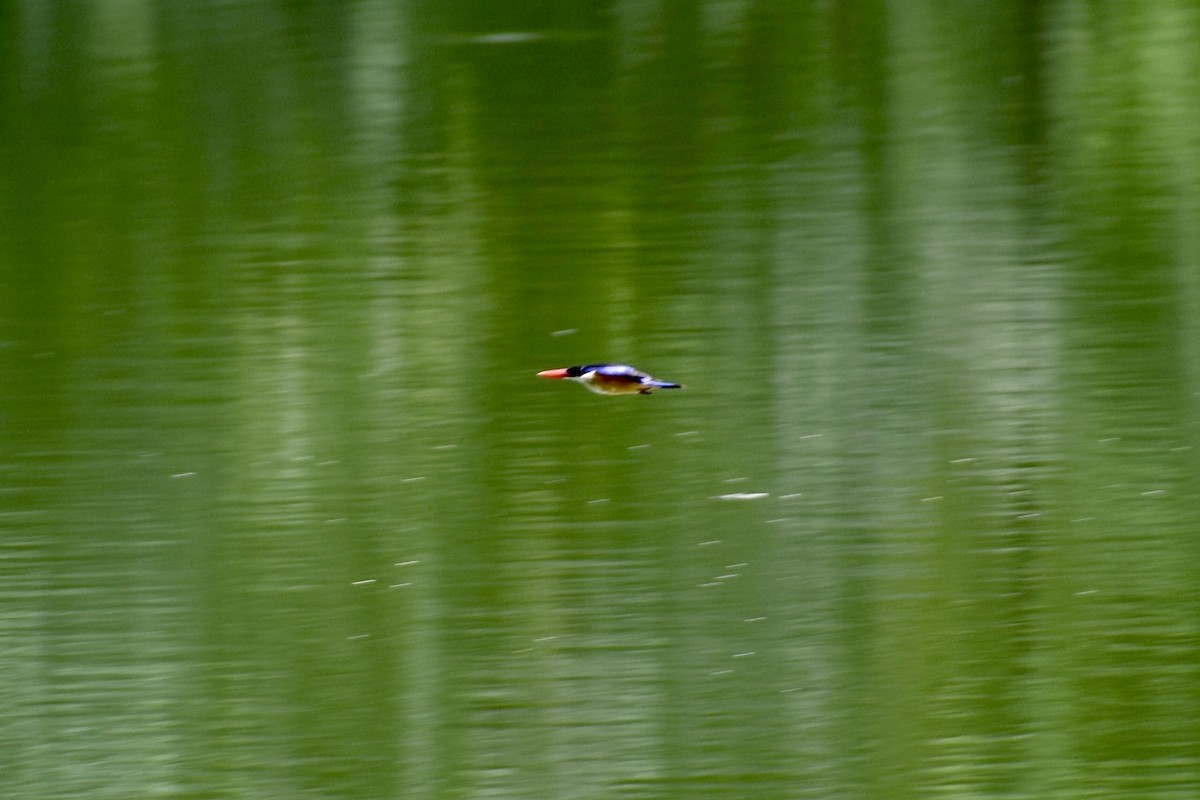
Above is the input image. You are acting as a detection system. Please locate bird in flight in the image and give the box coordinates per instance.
[537,364,684,396]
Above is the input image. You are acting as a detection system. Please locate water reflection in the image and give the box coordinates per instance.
[2,2,1199,798]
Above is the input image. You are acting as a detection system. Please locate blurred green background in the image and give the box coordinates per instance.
[2,2,1199,798]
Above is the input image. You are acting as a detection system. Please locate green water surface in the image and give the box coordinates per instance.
[2,2,1199,798]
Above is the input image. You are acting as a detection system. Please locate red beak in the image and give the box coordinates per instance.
[537,368,570,379]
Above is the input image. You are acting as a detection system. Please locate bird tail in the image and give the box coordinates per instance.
[649,381,683,389]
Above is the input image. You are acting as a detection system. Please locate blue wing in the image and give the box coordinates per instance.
[587,364,649,383]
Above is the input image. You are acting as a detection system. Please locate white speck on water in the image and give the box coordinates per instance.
[477,31,546,44]
[389,582,412,589]
[1142,489,1165,496]
[714,492,769,501]
[395,560,420,567]
[551,328,577,336]
[745,617,767,622]
[171,472,196,479]
[714,573,739,580]
[628,444,651,450]
[588,498,610,504]
[352,579,376,586]
[733,651,755,658]
[921,496,943,502]
[726,563,748,569]
[402,476,426,483]
[348,633,370,640]
[699,540,722,547]
[723,477,749,483]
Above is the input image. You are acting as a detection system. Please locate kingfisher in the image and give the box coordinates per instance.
[536,364,684,396]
